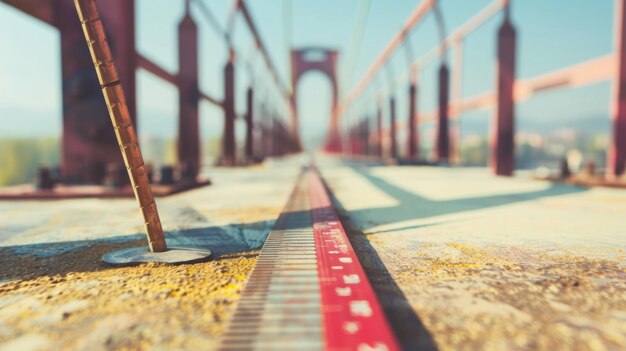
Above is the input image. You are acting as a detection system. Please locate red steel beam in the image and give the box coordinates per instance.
[414,0,506,71]
[408,83,419,160]
[491,9,516,176]
[342,0,435,111]
[389,96,398,159]
[137,54,222,107]
[136,54,178,86]
[1,0,56,25]
[610,0,626,176]
[377,100,384,158]
[199,92,223,107]
[436,64,450,162]
[178,4,201,179]
[58,0,132,183]
[515,54,614,101]
[4,0,221,110]
[222,57,237,165]
[236,0,289,98]
[245,87,254,159]
[415,54,616,122]
[100,0,137,124]
[379,54,618,150]
[375,0,506,102]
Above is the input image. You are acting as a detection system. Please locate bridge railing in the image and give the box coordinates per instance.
[1,0,297,189]
[340,0,626,179]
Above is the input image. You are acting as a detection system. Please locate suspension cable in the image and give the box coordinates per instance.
[341,0,371,98]
[283,0,293,93]
[192,0,230,45]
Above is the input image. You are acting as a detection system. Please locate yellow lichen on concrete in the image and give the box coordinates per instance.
[209,206,284,224]
[339,210,626,351]
[0,160,305,351]
[0,242,257,351]
[375,239,625,351]
[425,243,518,273]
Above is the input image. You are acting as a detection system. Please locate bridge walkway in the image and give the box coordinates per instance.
[0,155,625,350]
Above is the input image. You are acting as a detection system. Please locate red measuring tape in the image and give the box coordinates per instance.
[219,169,400,350]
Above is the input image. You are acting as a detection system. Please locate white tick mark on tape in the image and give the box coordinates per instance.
[350,300,373,317]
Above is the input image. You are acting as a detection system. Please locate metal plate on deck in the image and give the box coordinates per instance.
[219,169,399,351]
[102,246,212,265]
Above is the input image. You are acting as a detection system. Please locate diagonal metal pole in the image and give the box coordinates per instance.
[74,0,167,253]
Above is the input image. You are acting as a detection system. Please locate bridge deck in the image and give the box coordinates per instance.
[0,161,301,350]
[1,156,625,350]
[318,158,626,350]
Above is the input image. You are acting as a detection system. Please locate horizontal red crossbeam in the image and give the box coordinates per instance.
[341,0,435,113]
[136,53,223,107]
[136,54,178,86]
[2,0,56,25]
[408,54,617,124]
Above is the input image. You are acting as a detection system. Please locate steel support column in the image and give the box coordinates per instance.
[223,53,237,165]
[276,118,281,156]
[436,64,450,163]
[408,83,419,161]
[58,0,136,183]
[492,8,516,176]
[610,0,626,177]
[351,125,357,156]
[389,97,397,159]
[99,0,137,124]
[362,119,370,156]
[281,123,286,155]
[262,105,271,158]
[377,102,383,158]
[245,87,254,161]
[272,118,279,157]
[177,3,200,179]
[356,124,361,156]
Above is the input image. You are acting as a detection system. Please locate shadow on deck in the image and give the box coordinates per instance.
[0,220,276,282]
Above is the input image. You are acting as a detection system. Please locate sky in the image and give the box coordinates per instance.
[0,0,616,150]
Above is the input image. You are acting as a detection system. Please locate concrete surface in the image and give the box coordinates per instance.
[2,154,625,351]
[0,159,302,351]
[319,159,626,351]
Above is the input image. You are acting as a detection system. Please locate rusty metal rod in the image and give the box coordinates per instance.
[73,0,167,252]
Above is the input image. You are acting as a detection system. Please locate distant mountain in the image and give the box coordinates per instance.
[458,114,611,136]
[518,114,610,135]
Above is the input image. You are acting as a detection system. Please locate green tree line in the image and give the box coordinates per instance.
[0,137,224,187]
[0,138,60,186]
